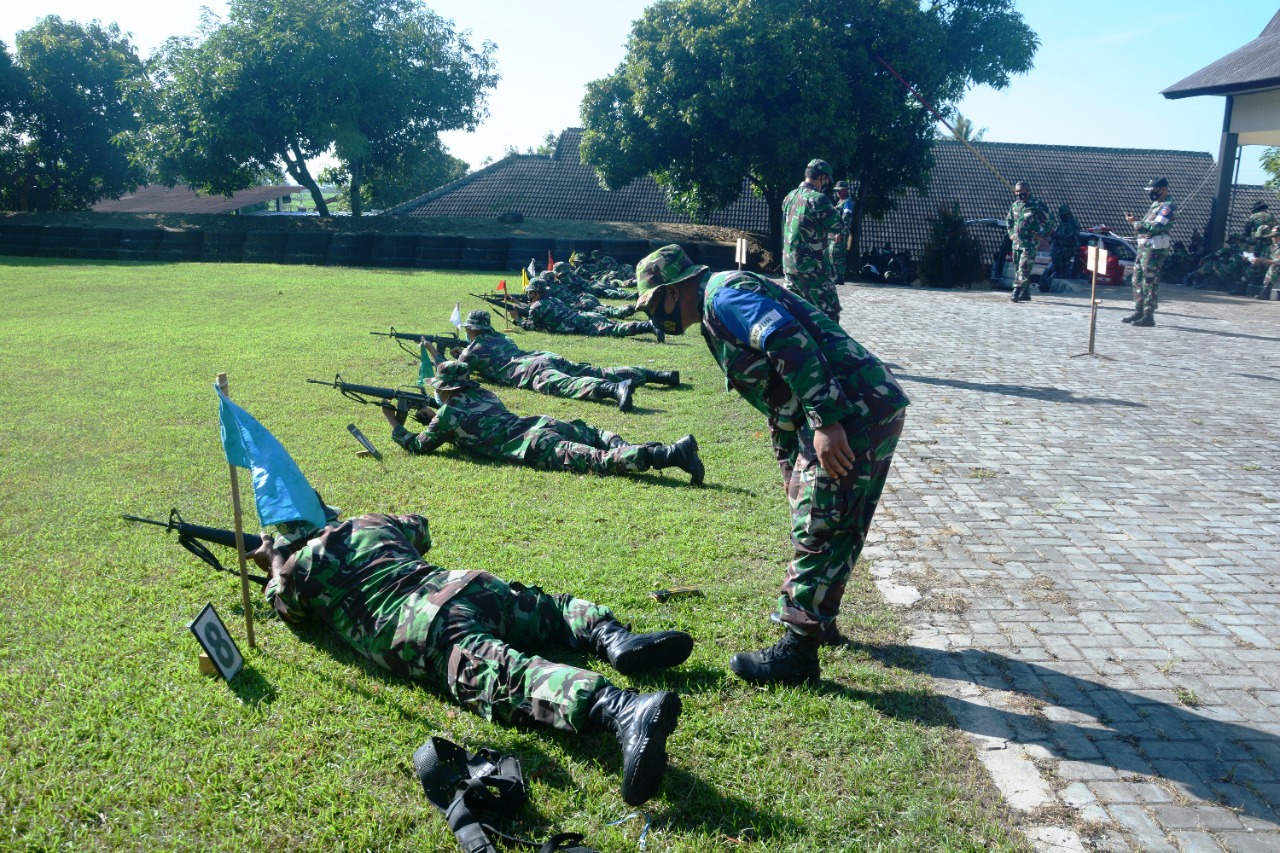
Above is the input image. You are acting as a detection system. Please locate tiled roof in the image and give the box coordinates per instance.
[862,141,1226,260]
[1163,12,1280,98]
[93,184,302,214]
[389,128,769,231]
[393,128,1273,257]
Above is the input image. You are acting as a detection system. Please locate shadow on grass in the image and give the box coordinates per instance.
[655,764,804,841]
[227,662,278,707]
[854,641,1280,826]
[887,368,1146,408]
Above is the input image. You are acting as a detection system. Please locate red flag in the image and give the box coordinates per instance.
[496,279,507,292]
[547,251,553,271]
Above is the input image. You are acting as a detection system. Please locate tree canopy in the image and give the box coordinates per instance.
[147,0,497,216]
[580,0,1038,255]
[0,18,149,212]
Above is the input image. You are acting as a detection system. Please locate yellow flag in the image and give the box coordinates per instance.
[521,267,530,291]
[568,250,579,266]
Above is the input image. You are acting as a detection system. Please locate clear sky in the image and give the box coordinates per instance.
[2,0,1275,185]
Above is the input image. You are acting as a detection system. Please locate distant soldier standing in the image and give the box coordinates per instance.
[827,180,854,291]
[782,159,844,321]
[1250,225,1280,300]
[1005,180,1052,302]
[1123,178,1177,327]
[1049,204,1081,282]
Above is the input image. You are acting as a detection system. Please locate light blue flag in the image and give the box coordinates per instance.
[215,386,327,530]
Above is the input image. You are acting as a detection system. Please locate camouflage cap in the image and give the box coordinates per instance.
[1144,177,1169,191]
[552,261,570,275]
[427,360,476,391]
[635,244,710,297]
[1266,225,1280,238]
[805,159,832,177]
[462,309,492,331]
[526,277,548,293]
[1253,201,1270,213]
[833,180,849,190]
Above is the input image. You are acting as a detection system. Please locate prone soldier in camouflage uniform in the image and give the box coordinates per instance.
[782,159,844,321]
[635,244,910,684]
[553,261,631,300]
[1123,177,1177,327]
[1245,202,1278,257]
[252,510,691,805]
[1250,225,1280,300]
[433,310,682,412]
[385,360,704,484]
[523,278,664,342]
[1006,181,1053,302]
[536,272,636,319]
[1049,204,1081,281]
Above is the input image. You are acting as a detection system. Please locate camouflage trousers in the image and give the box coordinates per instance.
[429,572,613,733]
[1011,239,1038,291]
[829,244,848,289]
[516,362,611,402]
[570,319,653,338]
[777,411,906,635]
[783,275,841,321]
[527,420,655,476]
[1050,246,1076,280]
[1132,245,1167,313]
[542,355,655,385]
[589,304,636,319]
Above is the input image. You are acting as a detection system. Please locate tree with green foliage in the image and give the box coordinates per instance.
[580,0,1036,256]
[1262,148,1280,194]
[147,0,496,216]
[319,138,467,212]
[919,202,985,288]
[0,18,148,211]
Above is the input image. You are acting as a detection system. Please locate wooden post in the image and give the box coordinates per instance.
[216,372,256,648]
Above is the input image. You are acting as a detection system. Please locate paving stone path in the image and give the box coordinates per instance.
[847,281,1280,853]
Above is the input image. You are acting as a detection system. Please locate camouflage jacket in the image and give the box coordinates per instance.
[1246,211,1277,241]
[1006,196,1053,244]
[265,513,479,678]
[782,183,842,286]
[698,270,909,458]
[458,331,546,386]
[392,386,555,461]
[1134,194,1176,243]
[1267,241,1280,286]
[523,296,609,334]
[1050,216,1081,254]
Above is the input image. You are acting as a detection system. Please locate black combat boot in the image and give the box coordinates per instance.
[729,629,820,685]
[646,321,666,343]
[1121,306,1143,323]
[598,380,634,412]
[587,686,682,805]
[1131,311,1155,327]
[590,620,693,675]
[1257,285,1273,300]
[652,370,681,387]
[649,435,704,486]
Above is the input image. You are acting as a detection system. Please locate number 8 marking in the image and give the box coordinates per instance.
[203,623,235,666]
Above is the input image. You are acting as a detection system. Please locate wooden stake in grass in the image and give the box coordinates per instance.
[216,372,256,649]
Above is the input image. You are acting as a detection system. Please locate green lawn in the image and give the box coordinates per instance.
[0,258,1027,852]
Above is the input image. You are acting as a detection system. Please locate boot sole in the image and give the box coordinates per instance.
[611,632,694,676]
[621,692,682,806]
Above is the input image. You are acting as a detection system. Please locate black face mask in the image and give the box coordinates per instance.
[644,292,685,335]
[1016,192,1029,201]
[1149,191,1162,201]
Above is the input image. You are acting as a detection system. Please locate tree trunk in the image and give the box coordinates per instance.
[849,159,877,261]
[764,184,784,265]
[282,142,329,217]
[349,160,363,218]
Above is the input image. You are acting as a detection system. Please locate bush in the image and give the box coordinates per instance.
[919,203,984,288]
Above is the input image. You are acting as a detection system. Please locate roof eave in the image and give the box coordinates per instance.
[1162,77,1280,99]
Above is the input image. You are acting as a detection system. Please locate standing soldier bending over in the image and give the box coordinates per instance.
[428,310,682,411]
[1123,177,1177,327]
[781,158,844,321]
[1006,180,1052,302]
[522,278,664,342]
[385,360,704,484]
[252,509,691,806]
[634,245,910,684]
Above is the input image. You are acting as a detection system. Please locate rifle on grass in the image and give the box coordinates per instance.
[306,374,440,422]
[123,508,269,586]
[369,327,468,358]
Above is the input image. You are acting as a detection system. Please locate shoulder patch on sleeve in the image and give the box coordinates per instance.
[750,310,784,348]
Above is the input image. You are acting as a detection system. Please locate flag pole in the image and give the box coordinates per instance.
[216,372,256,648]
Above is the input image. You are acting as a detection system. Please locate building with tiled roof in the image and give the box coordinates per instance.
[394,128,1275,260]
[93,184,304,214]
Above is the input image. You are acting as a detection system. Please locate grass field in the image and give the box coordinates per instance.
[0,258,1028,852]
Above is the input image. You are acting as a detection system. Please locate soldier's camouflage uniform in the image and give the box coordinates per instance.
[392,386,659,476]
[698,269,910,635]
[1006,194,1052,297]
[1130,192,1176,316]
[1191,244,1249,292]
[266,512,614,732]
[782,183,843,320]
[1049,208,1081,280]
[1261,239,1280,299]
[1245,210,1278,256]
[826,200,852,291]
[458,330,655,402]
[523,295,655,339]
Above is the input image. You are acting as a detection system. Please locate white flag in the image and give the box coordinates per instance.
[450,302,462,329]
[527,258,537,278]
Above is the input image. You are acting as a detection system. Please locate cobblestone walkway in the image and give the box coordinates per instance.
[849,281,1279,853]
